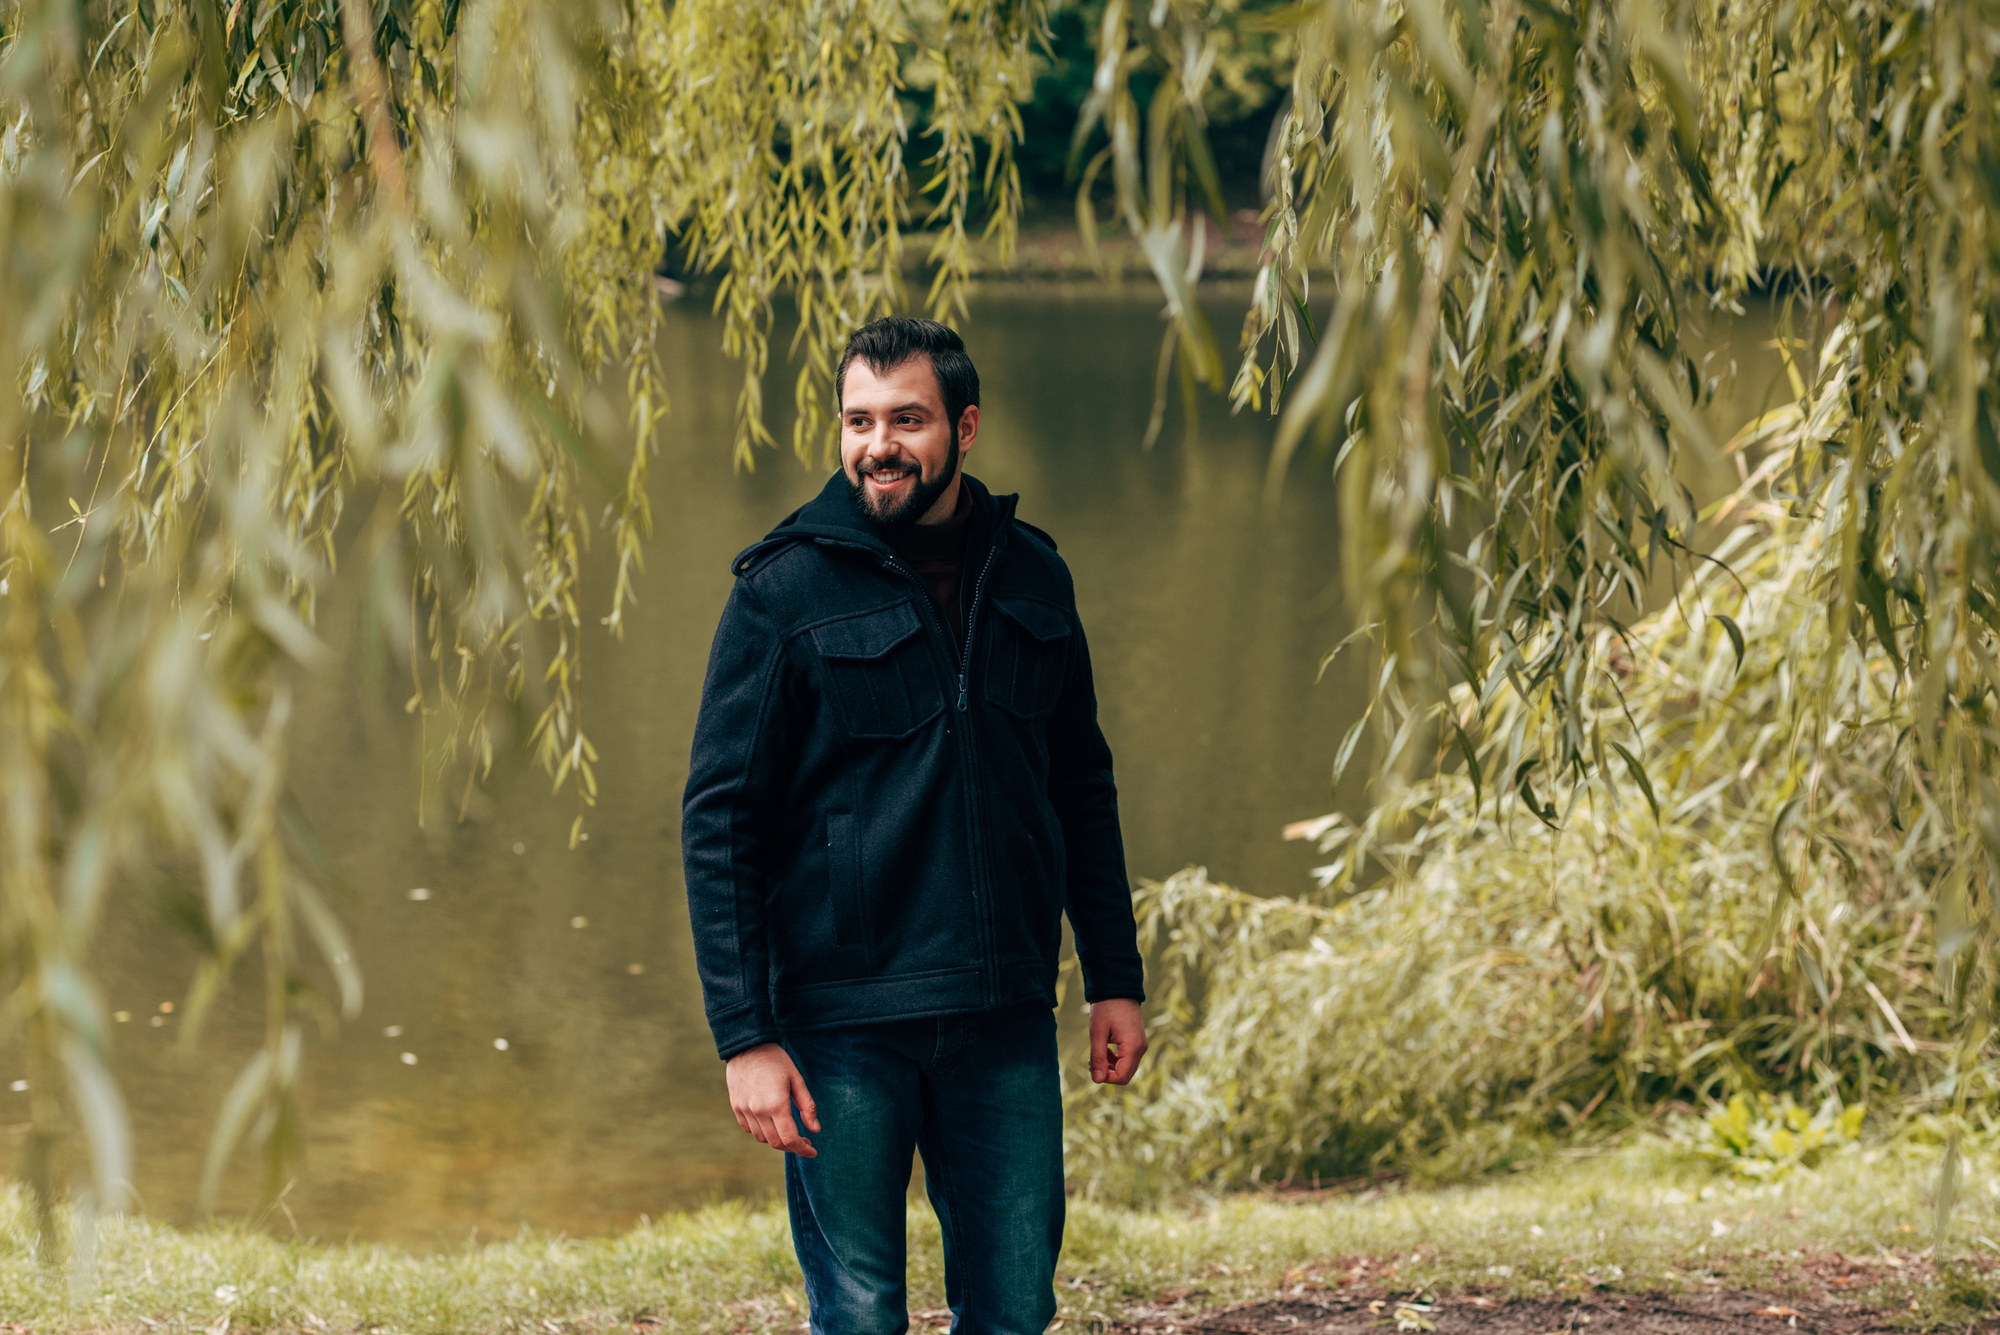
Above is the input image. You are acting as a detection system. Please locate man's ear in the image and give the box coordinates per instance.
[956,404,980,455]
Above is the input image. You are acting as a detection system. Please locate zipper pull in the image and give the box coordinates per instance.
[957,674,968,712]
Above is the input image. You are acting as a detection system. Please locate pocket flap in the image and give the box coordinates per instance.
[993,597,1071,643]
[811,602,924,659]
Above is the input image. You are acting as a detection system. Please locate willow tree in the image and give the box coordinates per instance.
[0,0,1041,1236]
[1,0,1995,1235]
[1088,0,2000,1198]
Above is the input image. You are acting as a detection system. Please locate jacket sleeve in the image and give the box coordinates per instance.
[1046,615,1145,1003]
[682,578,800,1060]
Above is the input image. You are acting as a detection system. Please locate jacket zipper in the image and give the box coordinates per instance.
[958,544,999,711]
[884,536,1006,1008]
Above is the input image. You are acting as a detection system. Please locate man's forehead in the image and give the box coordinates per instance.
[843,355,942,410]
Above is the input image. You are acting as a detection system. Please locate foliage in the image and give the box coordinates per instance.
[665,0,1049,468]
[6,0,1999,1241]
[0,0,1045,1235]
[1,0,643,1234]
[1066,434,1982,1188]
[1011,1,1291,203]
[1678,1094,1866,1180]
[1208,0,2000,1169]
[1065,0,1276,445]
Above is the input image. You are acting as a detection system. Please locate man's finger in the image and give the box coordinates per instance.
[1108,1045,1139,1084]
[767,1108,816,1157]
[791,1073,822,1133]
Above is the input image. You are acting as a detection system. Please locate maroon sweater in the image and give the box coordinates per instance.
[884,484,973,654]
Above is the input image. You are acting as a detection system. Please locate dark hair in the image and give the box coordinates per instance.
[835,317,980,431]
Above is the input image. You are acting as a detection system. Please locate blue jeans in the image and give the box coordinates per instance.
[781,1005,1063,1335]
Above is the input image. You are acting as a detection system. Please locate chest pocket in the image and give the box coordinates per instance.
[811,602,948,739]
[984,596,1072,718]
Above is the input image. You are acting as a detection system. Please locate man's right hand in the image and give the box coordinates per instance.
[725,1043,821,1157]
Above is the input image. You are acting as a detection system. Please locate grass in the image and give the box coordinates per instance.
[4,1140,1998,1332]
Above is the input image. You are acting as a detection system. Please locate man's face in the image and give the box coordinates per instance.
[839,356,977,527]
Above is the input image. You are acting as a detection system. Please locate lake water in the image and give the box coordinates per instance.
[25,286,1379,1246]
[10,285,1792,1245]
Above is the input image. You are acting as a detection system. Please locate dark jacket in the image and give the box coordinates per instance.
[682,471,1144,1060]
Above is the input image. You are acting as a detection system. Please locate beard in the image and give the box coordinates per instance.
[851,444,961,528]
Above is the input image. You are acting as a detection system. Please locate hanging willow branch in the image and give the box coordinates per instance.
[660,0,1047,469]
[1105,0,2000,1206]
[9,0,1998,1240]
[0,0,1045,1235]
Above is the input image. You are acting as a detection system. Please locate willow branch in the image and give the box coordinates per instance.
[339,0,409,211]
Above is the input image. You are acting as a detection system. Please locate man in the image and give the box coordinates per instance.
[682,316,1147,1334]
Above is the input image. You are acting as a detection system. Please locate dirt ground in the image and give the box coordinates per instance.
[1106,1290,1898,1334]
[1095,1250,1990,1334]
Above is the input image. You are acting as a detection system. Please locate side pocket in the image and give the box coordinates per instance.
[827,812,863,948]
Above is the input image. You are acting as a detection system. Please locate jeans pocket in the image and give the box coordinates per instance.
[811,601,948,738]
[983,596,1072,717]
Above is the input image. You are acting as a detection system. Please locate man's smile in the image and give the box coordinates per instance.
[862,464,916,490]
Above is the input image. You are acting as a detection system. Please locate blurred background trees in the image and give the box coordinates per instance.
[0,0,1996,1238]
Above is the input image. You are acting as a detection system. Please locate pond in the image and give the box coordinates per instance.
[27,286,1379,1246]
[11,285,1794,1245]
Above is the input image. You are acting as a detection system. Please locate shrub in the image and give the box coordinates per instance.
[1065,477,1975,1194]
[1677,1095,1866,1179]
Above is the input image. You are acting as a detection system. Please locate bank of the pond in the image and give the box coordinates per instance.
[662,214,1297,292]
[3,1142,1997,1333]
[919,212,1280,281]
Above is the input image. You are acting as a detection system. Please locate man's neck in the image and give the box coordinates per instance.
[912,475,964,526]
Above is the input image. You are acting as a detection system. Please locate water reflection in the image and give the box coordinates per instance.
[22,287,1370,1245]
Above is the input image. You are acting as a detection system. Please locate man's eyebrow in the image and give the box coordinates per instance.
[846,402,930,416]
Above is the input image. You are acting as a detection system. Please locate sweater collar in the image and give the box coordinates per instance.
[882,480,974,563]
[735,469,1015,573]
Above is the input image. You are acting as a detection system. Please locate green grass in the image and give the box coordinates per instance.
[4,1141,1997,1332]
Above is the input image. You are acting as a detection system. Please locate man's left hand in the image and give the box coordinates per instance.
[1088,998,1148,1085]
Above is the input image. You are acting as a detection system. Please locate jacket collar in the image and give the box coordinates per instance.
[734,470,1016,575]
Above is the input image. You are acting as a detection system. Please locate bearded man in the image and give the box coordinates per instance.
[682,316,1147,1333]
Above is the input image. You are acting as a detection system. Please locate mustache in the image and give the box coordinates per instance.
[856,458,919,476]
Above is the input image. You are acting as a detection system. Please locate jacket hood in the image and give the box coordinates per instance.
[732,470,1015,575]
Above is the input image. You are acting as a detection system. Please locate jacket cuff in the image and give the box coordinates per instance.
[709,1005,783,1062]
[1080,960,1145,1006]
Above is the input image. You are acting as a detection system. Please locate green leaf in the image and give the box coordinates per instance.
[1316,622,1381,683]
[1936,1128,1962,1244]
[1609,742,1661,824]
[1332,716,1369,793]
[1770,798,1803,899]
[1855,566,1904,672]
[61,1038,131,1215]
[1453,717,1484,816]
[1714,614,1745,671]
[1514,760,1556,828]
[199,1048,275,1213]
[1179,107,1228,229]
